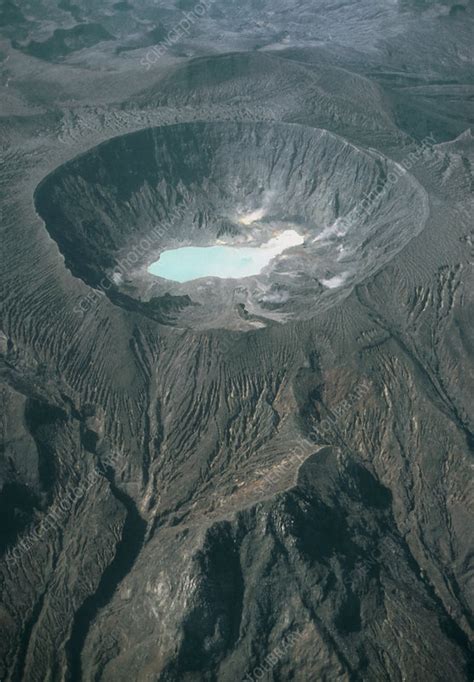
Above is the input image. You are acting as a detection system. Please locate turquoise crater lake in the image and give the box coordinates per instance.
[148,230,304,283]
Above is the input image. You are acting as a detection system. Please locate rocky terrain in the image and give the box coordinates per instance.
[0,0,473,680]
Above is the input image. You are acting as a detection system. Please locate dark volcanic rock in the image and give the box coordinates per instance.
[17,23,114,61]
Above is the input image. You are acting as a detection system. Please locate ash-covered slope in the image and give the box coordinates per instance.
[79,449,470,681]
[135,52,403,148]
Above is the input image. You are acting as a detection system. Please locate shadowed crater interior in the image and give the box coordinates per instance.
[35,121,428,328]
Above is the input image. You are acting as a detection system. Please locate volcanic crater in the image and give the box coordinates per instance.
[35,121,428,328]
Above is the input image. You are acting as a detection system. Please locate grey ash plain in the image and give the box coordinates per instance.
[0,0,473,680]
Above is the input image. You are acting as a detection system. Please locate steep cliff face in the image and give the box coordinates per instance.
[1,1,473,681]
